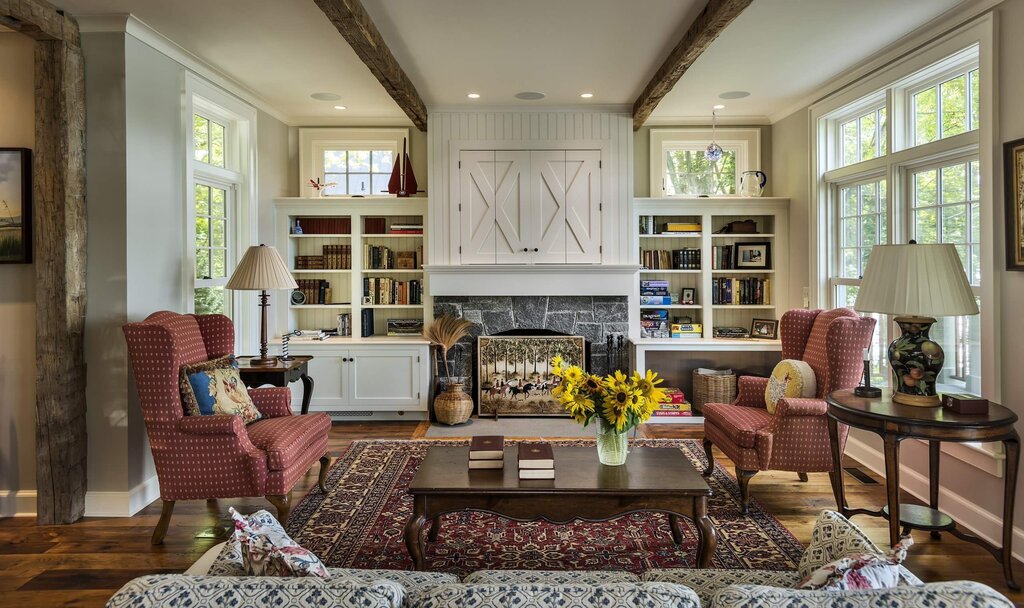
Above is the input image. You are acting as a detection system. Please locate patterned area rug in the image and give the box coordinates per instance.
[288,439,804,576]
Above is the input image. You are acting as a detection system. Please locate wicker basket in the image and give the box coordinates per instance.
[434,383,474,425]
[692,370,738,414]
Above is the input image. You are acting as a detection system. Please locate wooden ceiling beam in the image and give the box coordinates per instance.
[0,0,78,44]
[632,0,752,130]
[313,0,428,131]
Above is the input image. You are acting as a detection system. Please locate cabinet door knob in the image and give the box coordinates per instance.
[522,248,528,252]
[533,248,539,252]
[342,357,349,362]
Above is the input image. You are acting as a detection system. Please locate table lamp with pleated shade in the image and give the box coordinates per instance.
[227,244,297,366]
[854,242,978,407]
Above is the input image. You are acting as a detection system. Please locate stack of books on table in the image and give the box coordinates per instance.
[468,435,504,469]
[517,443,554,479]
[648,387,695,424]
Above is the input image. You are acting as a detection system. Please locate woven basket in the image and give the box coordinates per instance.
[692,370,738,414]
[434,383,474,425]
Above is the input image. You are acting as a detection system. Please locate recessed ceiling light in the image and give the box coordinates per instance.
[311,92,341,101]
[467,92,481,99]
[515,91,545,100]
[580,92,594,99]
[333,105,347,110]
[719,90,750,99]
[713,104,726,110]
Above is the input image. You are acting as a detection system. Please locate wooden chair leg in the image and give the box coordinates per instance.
[798,472,809,482]
[702,438,715,476]
[151,500,175,545]
[267,494,291,524]
[736,469,756,515]
[318,454,332,493]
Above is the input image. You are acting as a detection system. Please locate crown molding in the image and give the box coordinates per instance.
[428,104,631,114]
[643,115,770,127]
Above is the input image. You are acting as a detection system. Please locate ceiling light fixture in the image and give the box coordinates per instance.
[580,92,594,99]
[334,105,347,110]
[467,93,481,99]
[719,91,750,99]
[311,92,341,101]
[705,106,724,162]
[515,91,545,101]
[713,104,726,110]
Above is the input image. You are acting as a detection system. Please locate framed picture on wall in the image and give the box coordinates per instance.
[734,241,771,269]
[0,148,31,264]
[1005,137,1024,270]
[750,318,779,340]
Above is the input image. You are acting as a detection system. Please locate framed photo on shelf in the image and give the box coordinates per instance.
[680,287,696,305]
[0,148,32,264]
[750,318,779,340]
[734,242,771,269]
[1005,137,1024,270]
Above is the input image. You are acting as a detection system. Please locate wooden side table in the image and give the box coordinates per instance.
[237,356,314,415]
[826,388,1020,590]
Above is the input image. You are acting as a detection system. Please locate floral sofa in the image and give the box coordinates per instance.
[106,511,1013,608]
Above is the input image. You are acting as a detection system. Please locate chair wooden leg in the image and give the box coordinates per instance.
[151,500,175,545]
[798,472,809,482]
[318,454,331,493]
[736,469,756,515]
[702,438,715,476]
[267,494,291,524]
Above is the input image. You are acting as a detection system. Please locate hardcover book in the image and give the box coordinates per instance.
[469,435,504,460]
[517,443,554,469]
[518,468,555,479]
[468,459,504,469]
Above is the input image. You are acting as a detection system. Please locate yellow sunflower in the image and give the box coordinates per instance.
[633,369,668,408]
[602,385,637,431]
[565,393,595,423]
[563,366,584,385]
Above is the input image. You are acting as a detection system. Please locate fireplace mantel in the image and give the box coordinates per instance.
[425,264,640,297]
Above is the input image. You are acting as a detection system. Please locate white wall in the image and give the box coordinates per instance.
[770,110,811,310]
[0,33,37,517]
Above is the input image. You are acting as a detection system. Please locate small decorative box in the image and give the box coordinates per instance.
[942,393,989,414]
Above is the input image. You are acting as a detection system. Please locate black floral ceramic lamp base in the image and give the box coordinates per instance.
[888,315,944,407]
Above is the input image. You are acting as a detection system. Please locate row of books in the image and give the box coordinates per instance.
[362,277,423,305]
[295,244,351,270]
[294,216,351,235]
[711,278,772,305]
[388,223,423,234]
[640,248,701,270]
[363,245,423,270]
[651,388,694,418]
[386,319,424,337]
[638,216,702,235]
[364,218,425,235]
[295,279,333,305]
[336,313,352,336]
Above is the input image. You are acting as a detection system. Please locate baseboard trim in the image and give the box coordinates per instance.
[84,475,160,517]
[844,435,1024,563]
[0,489,37,517]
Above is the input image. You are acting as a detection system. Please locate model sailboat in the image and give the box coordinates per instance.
[387,138,419,197]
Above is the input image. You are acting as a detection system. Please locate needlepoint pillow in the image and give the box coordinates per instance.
[765,359,817,414]
[798,536,914,591]
[180,355,262,424]
[229,507,329,577]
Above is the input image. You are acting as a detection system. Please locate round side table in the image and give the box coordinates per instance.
[826,388,1020,590]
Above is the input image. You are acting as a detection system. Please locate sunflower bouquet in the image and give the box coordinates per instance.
[549,356,668,465]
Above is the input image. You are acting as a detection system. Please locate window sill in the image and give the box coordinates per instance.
[915,438,1004,478]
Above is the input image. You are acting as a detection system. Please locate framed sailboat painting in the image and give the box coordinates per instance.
[0,148,31,264]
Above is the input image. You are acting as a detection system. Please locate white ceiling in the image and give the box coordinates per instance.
[48,0,971,125]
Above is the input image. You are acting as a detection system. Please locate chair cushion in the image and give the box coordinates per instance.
[180,355,262,424]
[702,403,773,448]
[246,412,332,471]
[765,359,816,414]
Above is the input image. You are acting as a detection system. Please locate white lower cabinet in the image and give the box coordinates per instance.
[290,343,429,417]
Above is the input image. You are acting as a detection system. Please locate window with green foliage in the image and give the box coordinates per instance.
[912,68,979,146]
[194,182,230,315]
[840,107,887,167]
[322,149,393,196]
[194,114,226,167]
[663,148,736,196]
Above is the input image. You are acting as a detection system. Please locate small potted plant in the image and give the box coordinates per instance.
[424,315,475,425]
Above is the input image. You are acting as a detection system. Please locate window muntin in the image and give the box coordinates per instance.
[911,68,979,146]
[194,181,231,316]
[663,147,737,196]
[322,149,394,196]
[837,179,888,279]
[193,114,226,168]
[840,107,887,167]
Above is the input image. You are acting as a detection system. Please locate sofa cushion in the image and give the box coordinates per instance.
[798,510,922,586]
[409,583,700,608]
[246,412,332,471]
[711,581,1013,608]
[464,570,639,585]
[703,403,773,448]
[642,569,800,606]
[230,508,328,577]
[106,574,405,608]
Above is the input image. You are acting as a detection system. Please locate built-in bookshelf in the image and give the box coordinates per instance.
[274,198,428,341]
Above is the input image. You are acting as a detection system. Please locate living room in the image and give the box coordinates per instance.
[2,0,1024,606]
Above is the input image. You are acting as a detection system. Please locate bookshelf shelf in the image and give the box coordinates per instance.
[291,269,352,274]
[711,233,775,239]
[289,233,351,238]
[710,269,776,274]
[289,304,352,309]
[639,304,701,310]
[640,269,701,274]
[363,234,423,239]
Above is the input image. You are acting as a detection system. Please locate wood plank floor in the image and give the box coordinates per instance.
[0,420,1019,606]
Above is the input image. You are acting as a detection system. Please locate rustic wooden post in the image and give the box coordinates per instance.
[2,0,88,524]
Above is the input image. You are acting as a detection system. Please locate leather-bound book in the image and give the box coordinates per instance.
[469,435,504,460]
[517,443,554,469]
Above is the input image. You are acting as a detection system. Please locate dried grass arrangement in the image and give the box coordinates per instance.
[423,315,474,383]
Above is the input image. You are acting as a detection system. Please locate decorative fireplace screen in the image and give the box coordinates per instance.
[476,335,585,417]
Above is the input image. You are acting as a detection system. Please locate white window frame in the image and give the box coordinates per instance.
[810,16,1000,475]
[298,127,409,197]
[184,73,258,355]
[649,127,761,197]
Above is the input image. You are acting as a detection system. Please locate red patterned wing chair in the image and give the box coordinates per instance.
[701,308,875,514]
[123,311,332,544]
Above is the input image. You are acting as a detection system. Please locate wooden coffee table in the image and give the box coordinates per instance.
[404,445,716,570]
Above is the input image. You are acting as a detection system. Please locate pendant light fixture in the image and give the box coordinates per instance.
[705,105,725,162]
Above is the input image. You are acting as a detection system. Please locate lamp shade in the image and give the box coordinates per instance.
[854,243,978,317]
[226,245,297,291]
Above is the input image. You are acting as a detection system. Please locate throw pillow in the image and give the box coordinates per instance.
[797,510,922,587]
[765,359,817,414]
[180,355,262,424]
[229,507,329,577]
[798,536,914,591]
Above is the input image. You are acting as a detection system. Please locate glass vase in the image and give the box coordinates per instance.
[595,419,629,466]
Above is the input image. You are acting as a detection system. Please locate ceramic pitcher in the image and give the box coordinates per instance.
[740,170,768,197]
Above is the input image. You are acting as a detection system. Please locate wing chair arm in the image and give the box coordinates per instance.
[775,397,828,417]
[734,376,770,408]
[177,414,247,436]
[249,387,293,418]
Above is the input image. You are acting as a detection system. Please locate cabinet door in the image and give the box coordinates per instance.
[565,150,602,263]
[459,150,497,264]
[301,355,348,409]
[347,348,423,409]
[532,150,567,264]
[493,151,532,264]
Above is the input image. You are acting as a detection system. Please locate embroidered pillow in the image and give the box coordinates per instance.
[765,359,817,414]
[180,355,261,424]
[230,508,329,577]
[798,536,913,591]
